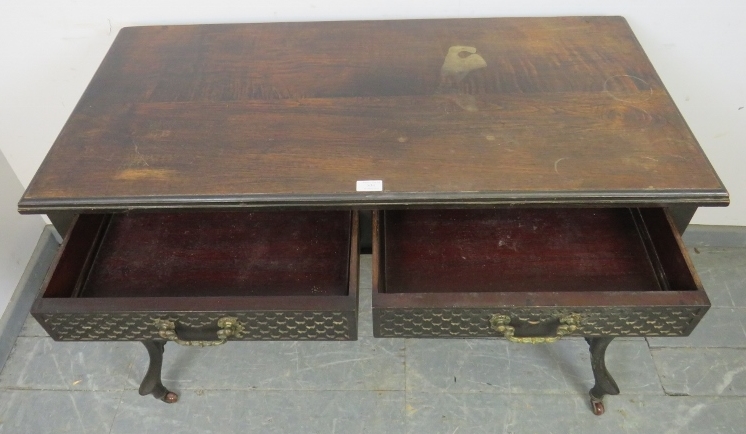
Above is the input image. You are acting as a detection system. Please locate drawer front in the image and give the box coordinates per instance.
[373,306,707,339]
[32,210,360,342]
[372,208,711,340]
[36,310,356,342]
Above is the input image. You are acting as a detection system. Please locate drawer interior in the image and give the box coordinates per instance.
[44,210,355,298]
[376,208,698,294]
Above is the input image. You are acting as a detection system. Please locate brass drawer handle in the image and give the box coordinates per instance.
[490,313,581,344]
[155,317,244,347]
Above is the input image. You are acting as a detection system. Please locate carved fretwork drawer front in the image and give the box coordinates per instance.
[33,211,360,343]
[372,208,710,340]
[38,310,355,341]
[373,306,707,339]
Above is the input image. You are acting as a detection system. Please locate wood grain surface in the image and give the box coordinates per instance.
[19,17,727,212]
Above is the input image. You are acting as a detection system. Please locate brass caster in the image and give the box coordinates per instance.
[162,391,179,404]
[590,397,605,416]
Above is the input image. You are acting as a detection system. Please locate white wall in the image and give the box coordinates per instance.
[0,151,45,319]
[1,1,743,225]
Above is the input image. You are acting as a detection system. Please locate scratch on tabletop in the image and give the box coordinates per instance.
[554,157,568,174]
[603,74,653,104]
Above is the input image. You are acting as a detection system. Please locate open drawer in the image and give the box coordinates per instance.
[372,208,709,339]
[33,210,359,342]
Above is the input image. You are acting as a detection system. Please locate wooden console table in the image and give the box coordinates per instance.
[19,17,727,415]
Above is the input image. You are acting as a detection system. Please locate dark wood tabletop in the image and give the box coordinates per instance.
[19,17,728,212]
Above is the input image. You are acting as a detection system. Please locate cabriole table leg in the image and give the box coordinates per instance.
[139,340,179,403]
[585,337,619,415]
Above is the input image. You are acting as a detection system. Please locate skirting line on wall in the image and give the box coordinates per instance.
[0,227,58,372]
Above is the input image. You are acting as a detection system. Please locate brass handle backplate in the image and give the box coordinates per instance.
[156,317,244,347]
[490,313,581,344]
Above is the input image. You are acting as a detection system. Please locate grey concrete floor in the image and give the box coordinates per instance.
[1,248,745,433]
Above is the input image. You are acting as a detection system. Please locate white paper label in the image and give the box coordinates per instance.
[356,180,383,192]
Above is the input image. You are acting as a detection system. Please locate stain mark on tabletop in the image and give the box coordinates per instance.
[114,168,176,181]
[440,46,487,86]
[437,46,487,112]
[447,94,479,112]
